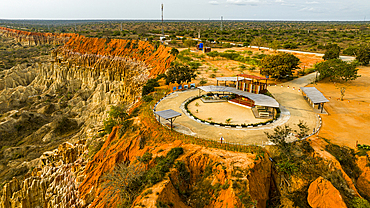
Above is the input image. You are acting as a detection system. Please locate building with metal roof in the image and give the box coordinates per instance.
[300,87,329,113]
[236,74,269,94]
[154,109,182,130]
[216,77,250,82]
[198,85,279,108]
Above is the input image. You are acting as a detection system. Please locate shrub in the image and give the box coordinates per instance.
[350,197,370,208]
[142,79,159,96]
[103,105,129,134]
[138,152,153,164]
[145,147,184,186]
[276,160,299,175]
[325,143,361,180]
[142,95,153,103]
[102,161,145,206]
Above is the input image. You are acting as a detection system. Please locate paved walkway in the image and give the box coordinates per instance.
[155,73,320,145]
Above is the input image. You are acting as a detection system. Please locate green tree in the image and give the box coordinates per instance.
[260,53,300,78]
[165,63,196,85]
[142,79,160,96]
[294,120,309,139]
[265,125,292,155]
[251,37,264,50]
[343,46,358,56]
[102,161,145,206]
[323,44,341,60]
[315,59,360,82]
[269,40,281,52]
[183,39,196,49]
[206,51,219,60]
[170,48,179,56]
[189,61,202,70]
[199,78,208,86]
[103,105,129,134]
[355,45,370,65]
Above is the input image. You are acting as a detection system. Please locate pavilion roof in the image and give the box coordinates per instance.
[216,77,251,82]
[300,87,329,104]
[154,109,182,120]
[237,74,268,80]
[198,85,279,108]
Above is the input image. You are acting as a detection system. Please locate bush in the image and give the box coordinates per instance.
[103,105,129,134]
[102,161,145,206]
[325,143,362,180]
[145,147,184,186]
[142,79,159,96]
[142,95,153,102]
[276,160,299,175]
[138,152,153,164]
[350,197,370,208]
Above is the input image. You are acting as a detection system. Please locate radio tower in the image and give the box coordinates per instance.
[161,4,164,37]
[221,16,223,31]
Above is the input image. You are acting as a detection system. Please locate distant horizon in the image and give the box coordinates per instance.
[1,18,370,22]
[1,0,369,22]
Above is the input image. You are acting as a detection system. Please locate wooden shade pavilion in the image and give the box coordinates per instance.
[236,74,268,94]
[300,87,329,113]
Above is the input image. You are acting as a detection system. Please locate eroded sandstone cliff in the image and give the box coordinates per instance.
[0,27,176,207]
[0,27,75,46]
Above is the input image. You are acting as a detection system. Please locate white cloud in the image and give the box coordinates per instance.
[281,3,296,7]
[209,1,220,5]
[306,1,319,4]
[298,6,325,13]
[275,0,284,2]
[226,0,260,5]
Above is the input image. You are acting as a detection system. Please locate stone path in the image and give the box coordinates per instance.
[155,73,321,145]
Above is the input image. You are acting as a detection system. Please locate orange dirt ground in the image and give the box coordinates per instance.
[184,46,367,148]
[184,47,324,86]
[313,66,370,148]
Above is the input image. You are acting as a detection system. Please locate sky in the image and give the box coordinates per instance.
[1,0,370,21]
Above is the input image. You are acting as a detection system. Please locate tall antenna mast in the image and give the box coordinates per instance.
[221,16,223,31]
[161,4,164,37]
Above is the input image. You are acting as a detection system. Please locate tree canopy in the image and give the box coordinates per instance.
[251,37,264,49]
[315,59,360,82]
[206,51,219,60]
[142,78,160,96]
[165,63,196,85]
[183,39,196,49]
[322,44,341,60]
[260,53,300,78]
[355,45,370,66]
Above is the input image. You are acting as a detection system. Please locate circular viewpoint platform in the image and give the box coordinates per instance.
[154,83,321,145]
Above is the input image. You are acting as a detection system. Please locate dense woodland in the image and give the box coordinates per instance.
[1,20,370,54]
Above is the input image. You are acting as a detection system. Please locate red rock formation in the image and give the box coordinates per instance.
[79,120,272,208]
[307,177,347,208]
[0,27,75,45]
[356,153,370,198]
[0,27,176,77]
[57,35,176,77]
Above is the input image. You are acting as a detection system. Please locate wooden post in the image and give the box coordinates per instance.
[321,103,324,113]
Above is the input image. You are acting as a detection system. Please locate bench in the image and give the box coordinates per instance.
[259,112,270,117]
